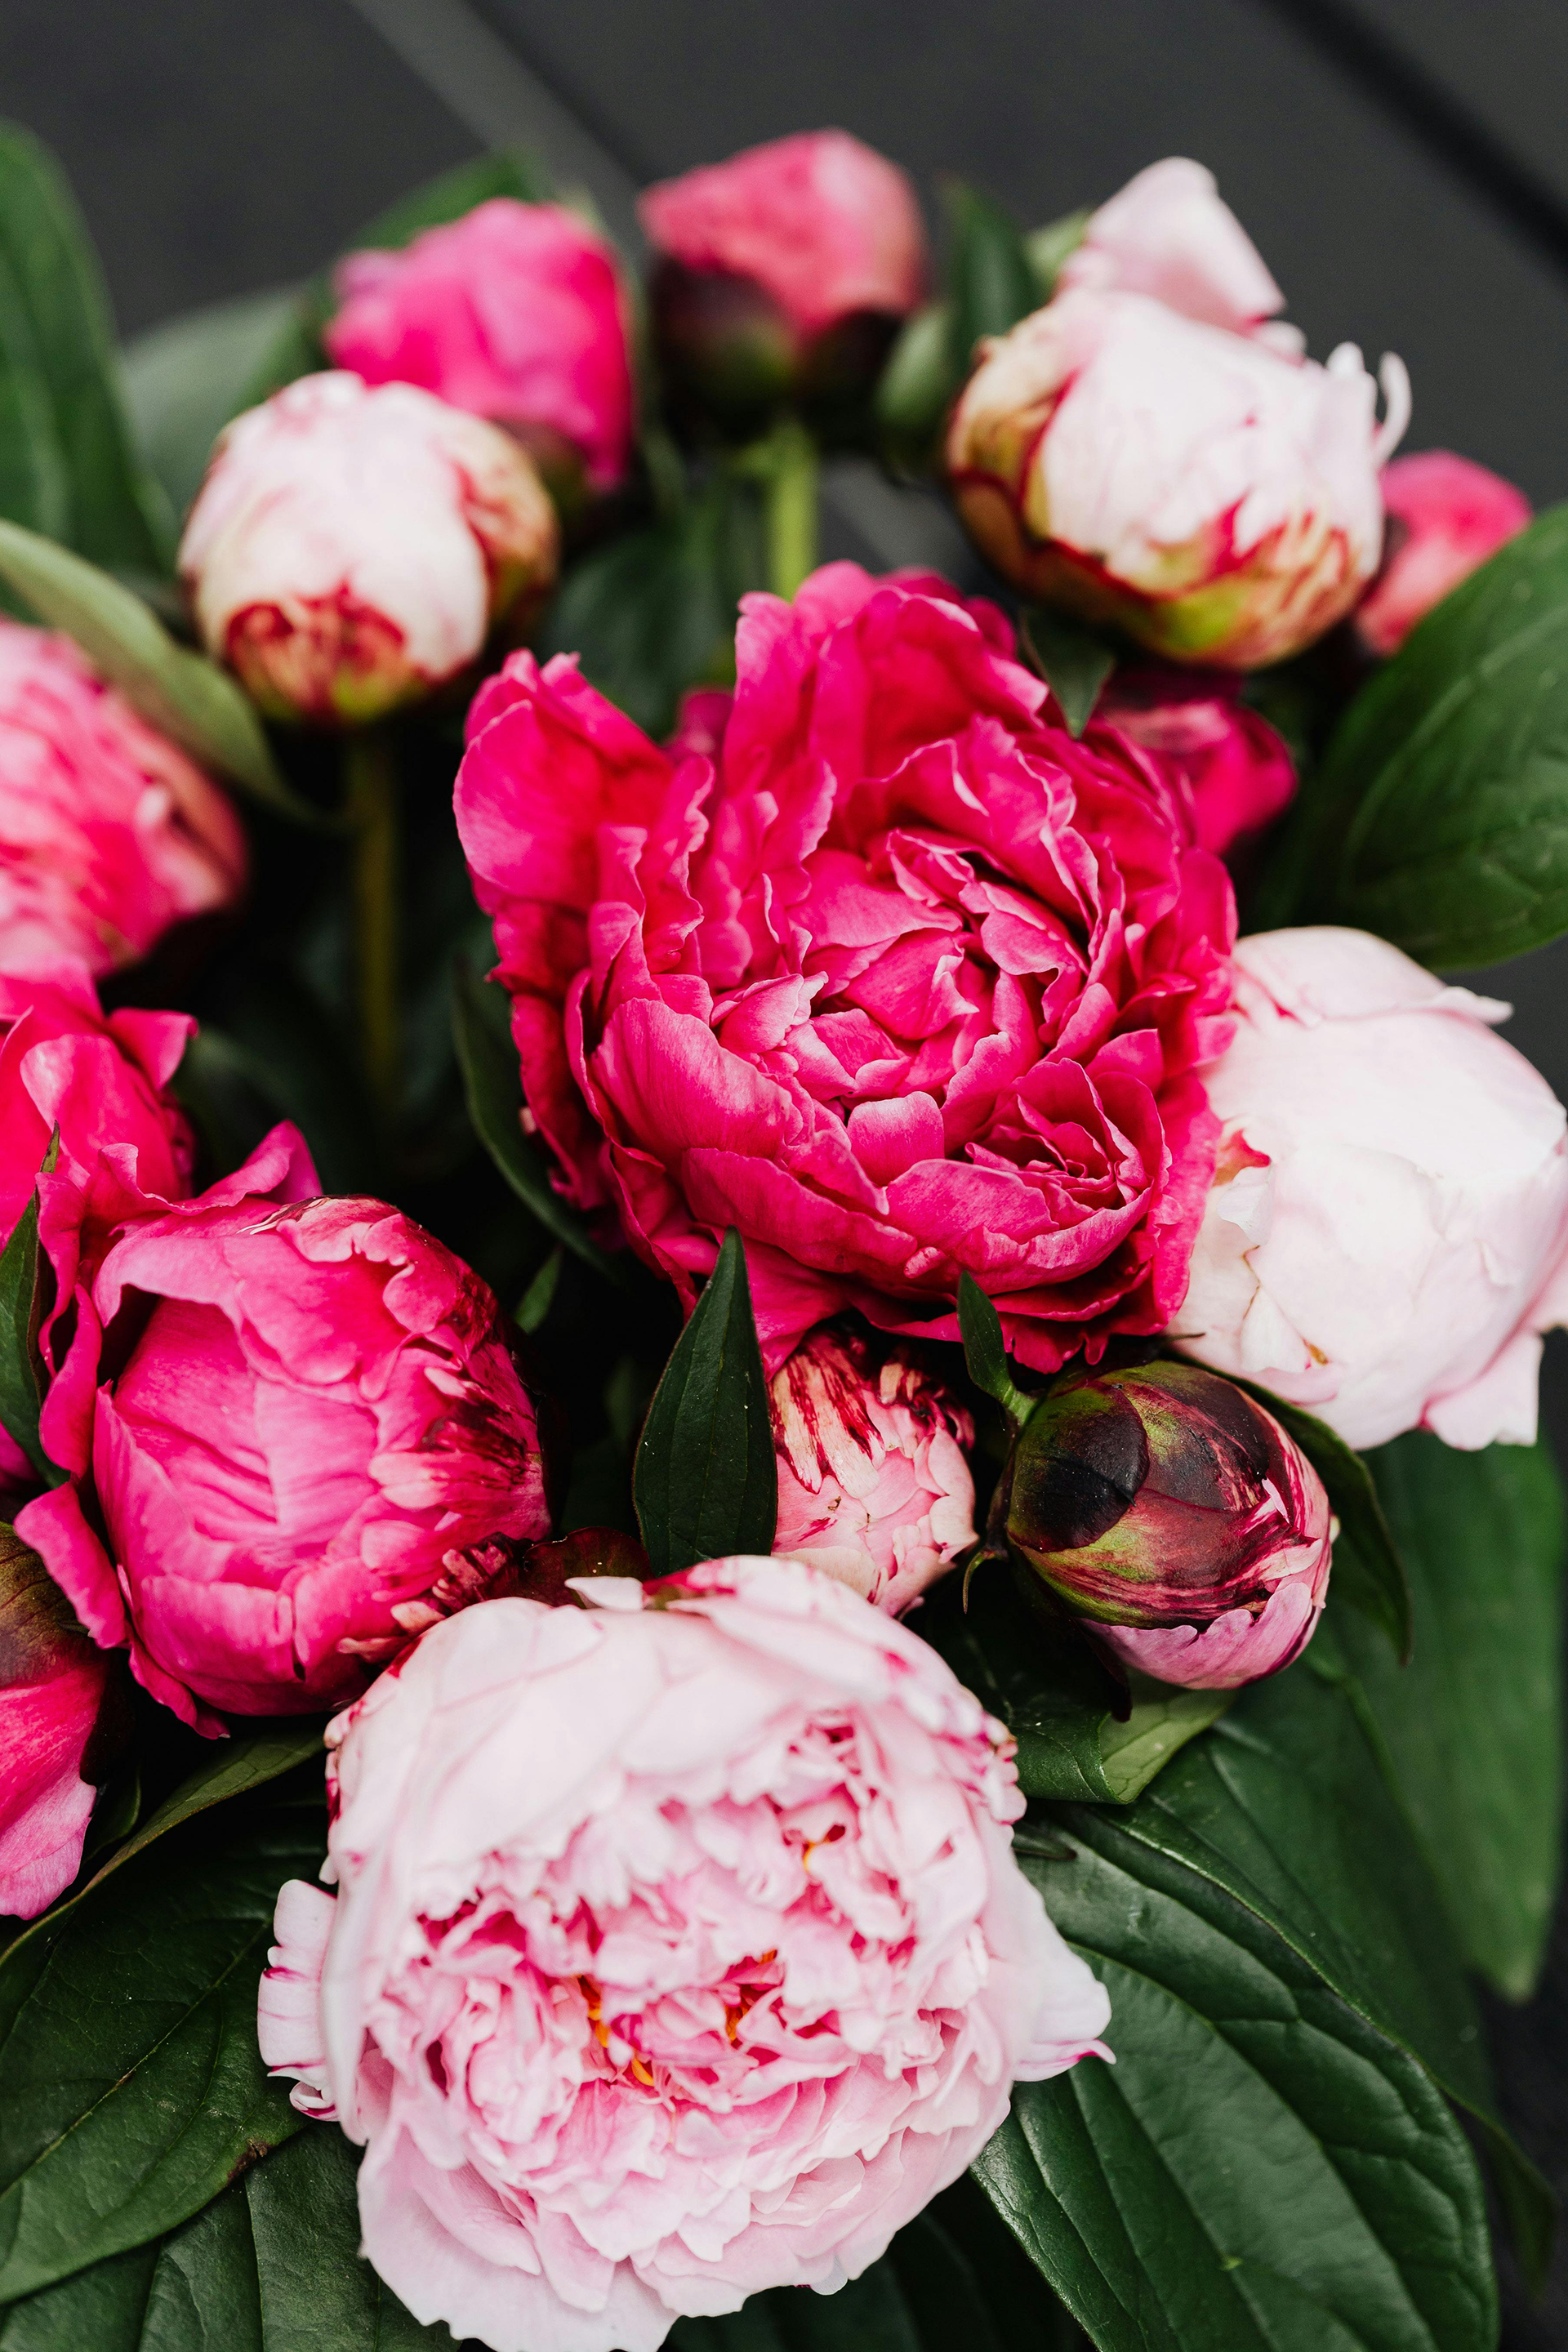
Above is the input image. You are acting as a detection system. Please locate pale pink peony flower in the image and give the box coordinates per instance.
[325,199,636,496]
[1058,158,1291,343]
[947,288,1409,669]
[1353,449,1531,657]
[1175,929,1568,1450]
[770,1326,975,1609]
[0,1526,118,1920]
[258,1558,1111,2352]
[457,563,1235,1377]
[1099,668,1296,857]
[0,619,246,978]
[18,1187,549,1730]
[179,372,559,724]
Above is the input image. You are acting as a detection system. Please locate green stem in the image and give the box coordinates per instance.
[764,418,819,601]
[345,727,399,1120]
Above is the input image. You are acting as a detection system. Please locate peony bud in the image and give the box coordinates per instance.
[770,1325,976,1610]
[179,373,559,725]
[639,131,926,426]
[1176,929,1568,1451]
[1056,157,1290,342]
[0,619,245,980]
[0,1526,120,1920]
[1006,1358,1332,1689]
[1352,449,1531,657]
[947,290,1409,669]
[323,199,636,501]
[1099,666,1296,857]
[18,1191,551,1728]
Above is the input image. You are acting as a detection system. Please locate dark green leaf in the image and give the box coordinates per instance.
[1263,505,1568,966]
[122,288,303,521]
[0,1793,325,2302]
[1322,1432,1564,2002]
[450,962,624,1283]
[874,301,956,471]
[1228,1376,1412,1659]
[1020,609,1116,737]
[634,1229,777,1576]
[921,1569,1229,1805]
[956,1272,1034,1424]
[515,1245,564,1334]
[0,124,171,572]
[1024,209,1093,303]
[538,474,767,740]
[0,1152,62,1489]
[0,523,322,825]
[943,182,1040,378]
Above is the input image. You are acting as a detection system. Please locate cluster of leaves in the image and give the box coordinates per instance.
[2,112,1568,2352]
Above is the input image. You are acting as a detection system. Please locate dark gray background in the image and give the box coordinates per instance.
[2,1,1566,2337]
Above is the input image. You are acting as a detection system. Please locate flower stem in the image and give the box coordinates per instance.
[764,418,819,601]
[345,726,399,1120]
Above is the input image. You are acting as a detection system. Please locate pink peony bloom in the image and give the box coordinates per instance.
[1058,158,1290,343]
[180,373,559,725]
[1099,668,1296,857]
[1353,449,1532,658]
[324,200,636,496]
[1006,1359,1332,1690]
[258,1558,1111,2352]
[0,619,246,979]
[0,1526,118,1920]
[770,1325,976,1610]
[1175,929,1568,1450]
[20,1189,551,1731]
[457,563,1235,1375]
[947,289,1409,669]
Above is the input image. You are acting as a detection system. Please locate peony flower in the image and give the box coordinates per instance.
[324,199,635,497]
[258,1557,1111,2352]
[457,562,1235,1374]
[180,372,559,725]
[1056,157,1292,343]
[1352,448,1531,657]
[18,1188,550,1730]
[770,1325,975,1609]
[639,131,925,421]
[1174,928,1568,1450]
[947,289,1409,669]
[0,618,246,979]
[1005,1358,1332,1689]
[1099,667,1296,858]
[0,1526,119,1920]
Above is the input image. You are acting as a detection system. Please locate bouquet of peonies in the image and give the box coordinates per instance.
[0,115,1562,2352]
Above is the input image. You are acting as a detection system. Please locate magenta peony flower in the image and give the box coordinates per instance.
[457,562,1235,1373]
[1176,929,1568,1450]
[1006,1359,1333,1689]
[0,619,246,979]
[0,1526,118,1921]
[1353,449,1532,657]
[258,1558,1111,2352]
[324,200,636,497]
[770,1325,975,1609]
[639,131,925,418]
[19,1189,550,1730]
[1099,668,1296,857]
[180,373,559,725]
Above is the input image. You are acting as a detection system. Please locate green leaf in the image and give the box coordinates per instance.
[450,961,625,1284]
[0,523,322,826]
[1263,505,1568,966]
[1024,208,1093,303]
[122,287,303,521]
[0,1792,325,2304]
[1227,1377,1412,1660]
[634,1229,777,1576]
[1020,609,1116,737]
[1322,1432,1565,2002]
[921,1569,1229,1805]
[874,301,956,471]
[956,1272,1035,1424]
[538,474,767,740]
[0,1147,62,1489]
[515,1245,564,1334]
[943,182,1040,378]
[0,124,171,572]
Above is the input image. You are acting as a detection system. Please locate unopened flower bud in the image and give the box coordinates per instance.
[1352,449,1530,658]
[770,1326,976,1612]
[1005,1359,1332,1689]
[180,373,559,725]
[639,131,926,430]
